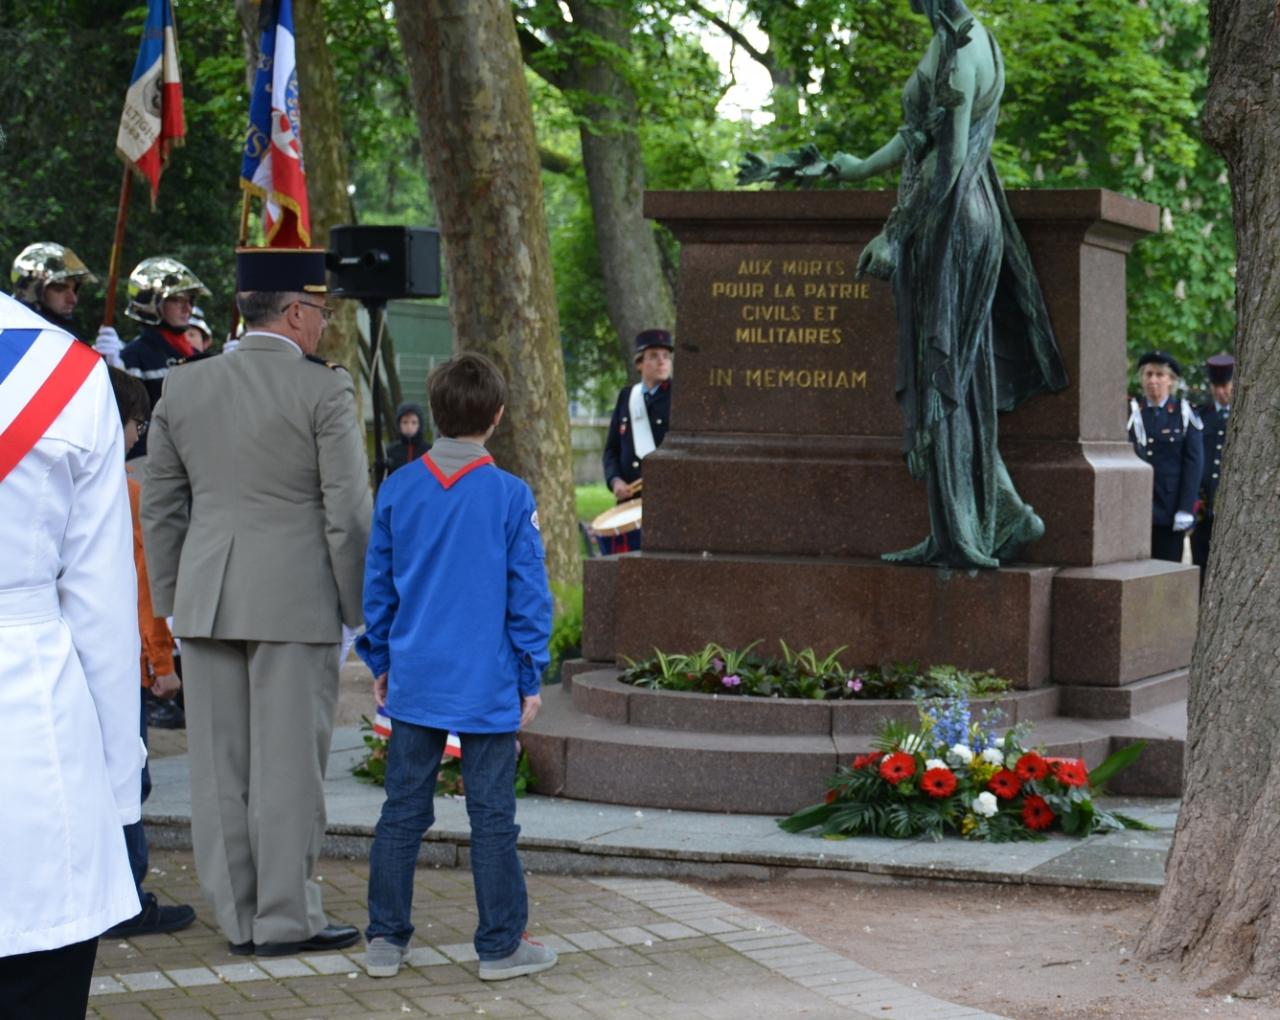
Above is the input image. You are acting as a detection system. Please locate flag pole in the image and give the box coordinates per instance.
[102,165,133,327]
[227,189,252,342]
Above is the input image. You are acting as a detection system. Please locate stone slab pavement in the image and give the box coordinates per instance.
[144,727,1177,892]
[89,848,1007,1020]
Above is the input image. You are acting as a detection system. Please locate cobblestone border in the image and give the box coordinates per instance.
[91,876,1009,1019]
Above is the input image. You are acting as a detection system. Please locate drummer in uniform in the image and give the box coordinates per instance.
[1127,350,1204,563]
[598,329,674,554]
[1192,353,1234,579]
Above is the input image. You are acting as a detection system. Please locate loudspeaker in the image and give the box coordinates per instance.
[326,225,442,301]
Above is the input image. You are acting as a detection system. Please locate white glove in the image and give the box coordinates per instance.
[95,325,124,367]
[1173,511,1195,532]
[339,624,363,667]
[222,338,240,353]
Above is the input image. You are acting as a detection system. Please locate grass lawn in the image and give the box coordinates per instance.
[575,483,614,524]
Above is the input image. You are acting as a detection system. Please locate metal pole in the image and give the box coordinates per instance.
[102,165,132,327]
[368,300,388,496]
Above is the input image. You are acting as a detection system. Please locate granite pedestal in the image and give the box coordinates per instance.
[526,190,1197,811]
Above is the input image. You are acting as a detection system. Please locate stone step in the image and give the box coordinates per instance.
[567,666,1061,735]
[1056,669,1188,719]
[521,682,1187,813]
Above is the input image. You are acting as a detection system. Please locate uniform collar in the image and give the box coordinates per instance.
[238,331,303,355]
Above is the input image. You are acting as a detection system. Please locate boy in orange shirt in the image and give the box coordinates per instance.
[106,367,195,937]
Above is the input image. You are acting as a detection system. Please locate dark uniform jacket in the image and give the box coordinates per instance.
[603,381,671,487]
[385,401,431,476]
[121,326,193,457]
[1195,402,1230,519]
[1128,396,1204,527]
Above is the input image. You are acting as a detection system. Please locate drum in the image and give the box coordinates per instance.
[590,498,643,554]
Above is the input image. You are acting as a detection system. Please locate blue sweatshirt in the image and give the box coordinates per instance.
[356,440,552,733]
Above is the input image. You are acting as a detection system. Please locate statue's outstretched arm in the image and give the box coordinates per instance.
[829,134,907,183]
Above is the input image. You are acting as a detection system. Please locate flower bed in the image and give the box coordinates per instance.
[620,642,1011,701]
[780,698,1148,842]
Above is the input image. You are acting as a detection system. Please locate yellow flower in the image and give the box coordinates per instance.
[969,760,997,784]
[960,813,978,835]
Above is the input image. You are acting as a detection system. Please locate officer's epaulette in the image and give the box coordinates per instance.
[305,354,348,372]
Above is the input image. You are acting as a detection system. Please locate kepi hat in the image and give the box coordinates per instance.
[633,328,674,362]
[1137,350,1183,378]
[1205,353,1235,385]
[236,247,327,294]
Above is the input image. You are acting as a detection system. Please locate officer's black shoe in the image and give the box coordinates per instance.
[228,940,254,956]
[146,697,186,730]
[254,924,361,957]
[105,893,197,938]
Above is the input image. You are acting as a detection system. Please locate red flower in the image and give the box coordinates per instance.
[1050,758,1088,787]
[824,788,839,804]
[920,767,957,799]
[852,751,884,771]
[878,751,917,784]
[1022,794,1055,830]
[1014,752,1050,782]
[988,769,1023,800]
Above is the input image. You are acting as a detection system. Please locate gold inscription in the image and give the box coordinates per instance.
[735,326,843,345]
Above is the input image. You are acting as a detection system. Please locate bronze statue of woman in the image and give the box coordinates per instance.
[740,0,1068,570]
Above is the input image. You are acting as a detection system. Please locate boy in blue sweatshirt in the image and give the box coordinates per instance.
[357,352,555,981]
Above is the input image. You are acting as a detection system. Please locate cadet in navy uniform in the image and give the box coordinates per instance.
[1192,353,1234,579]
[1127,351,1204,563]
[600,329,674,553]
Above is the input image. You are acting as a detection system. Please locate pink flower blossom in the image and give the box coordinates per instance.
[712,657,725,672]
[722,674,741,688]
[846,677,863,692]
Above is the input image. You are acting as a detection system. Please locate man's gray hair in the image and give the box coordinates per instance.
[236,290,305,328]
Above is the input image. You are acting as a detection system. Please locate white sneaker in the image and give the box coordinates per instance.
[364,937,410,978]
[478,934,558,981]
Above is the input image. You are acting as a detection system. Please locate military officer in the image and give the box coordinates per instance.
[1192,353,1234,578]
[600,328,674,554]
[10,241,124,366]
[141,248,371,957]
[1127,351,1204,563]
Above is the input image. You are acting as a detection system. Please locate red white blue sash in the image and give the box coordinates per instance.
[0,327,101,483]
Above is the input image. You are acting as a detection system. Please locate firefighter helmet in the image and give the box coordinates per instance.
[10,242,98,305]
[125,256,210,325]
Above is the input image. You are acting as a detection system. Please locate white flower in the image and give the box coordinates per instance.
[925,758,946,771]
[993,737,1005,748]
[981,748,1004,766]
[973,792,999,818]
[948,744,974,765]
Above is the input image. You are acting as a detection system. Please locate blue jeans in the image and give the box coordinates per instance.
[366,722,527,959]
[122,692,150,898]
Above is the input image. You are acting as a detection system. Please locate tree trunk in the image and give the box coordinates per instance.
[396,0,579,594]
[292,0,360,375]
[562,0,675,371]
[1136,0,1280,998]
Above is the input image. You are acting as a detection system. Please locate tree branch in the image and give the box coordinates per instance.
[685,0,773,70]
[539,146,576,174]
[516,23,568,90]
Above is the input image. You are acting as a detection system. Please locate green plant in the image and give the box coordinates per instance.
[619,643,1013,702]
[351,715,389,786]
[545,582,584,683]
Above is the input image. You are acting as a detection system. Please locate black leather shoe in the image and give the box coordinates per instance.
[105,893,196,938]
[228,940,254,955]
[146,697,186,730]
[254,924,361,957]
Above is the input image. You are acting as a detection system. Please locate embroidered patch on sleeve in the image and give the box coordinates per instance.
[530,509,540,532]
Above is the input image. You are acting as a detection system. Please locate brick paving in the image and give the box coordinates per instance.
[88,849,1004,1019]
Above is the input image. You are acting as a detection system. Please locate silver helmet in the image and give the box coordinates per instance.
[126,256,210,325]
[10,242,98,305]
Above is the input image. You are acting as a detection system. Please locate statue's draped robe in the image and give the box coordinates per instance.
[886,25,1067,568]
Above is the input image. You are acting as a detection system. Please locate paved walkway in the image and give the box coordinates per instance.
[96,727,1179,1018]
[91,849,1003,1019]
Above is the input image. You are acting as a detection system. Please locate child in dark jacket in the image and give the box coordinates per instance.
[357,353,555,981]
[383,400,431,475]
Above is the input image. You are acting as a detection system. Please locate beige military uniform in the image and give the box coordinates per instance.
[141,332,371,945]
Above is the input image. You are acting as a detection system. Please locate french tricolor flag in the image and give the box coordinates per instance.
[372,712,462,761]
[241,0,311,246]
[116,0,185,206]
